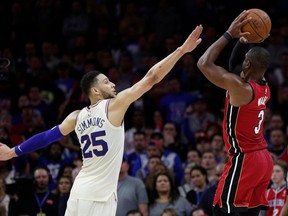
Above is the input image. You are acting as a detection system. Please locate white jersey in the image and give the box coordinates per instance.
[71,99,125,201]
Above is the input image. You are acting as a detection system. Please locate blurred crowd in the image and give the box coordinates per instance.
[0,0,287,216]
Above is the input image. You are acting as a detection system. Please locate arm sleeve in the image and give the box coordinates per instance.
[229,40,250,75]
[15,125,64,156]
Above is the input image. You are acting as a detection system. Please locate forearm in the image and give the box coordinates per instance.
[229,40,249,74]
[146,48,184,84]
[199,33,229,67]
[197,36,229,81]
[14,125,64,156]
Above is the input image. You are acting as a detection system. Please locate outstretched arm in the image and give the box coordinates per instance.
[108,25,203,126]
[0,110,79,160]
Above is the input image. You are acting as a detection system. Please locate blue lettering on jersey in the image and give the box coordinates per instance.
[77,117,105,134]
[81,131,108,158]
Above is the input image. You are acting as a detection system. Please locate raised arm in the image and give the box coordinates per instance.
[0,110,79,160]
[108,25,203,126]
[229,39,250,74]
[197,11,254,106]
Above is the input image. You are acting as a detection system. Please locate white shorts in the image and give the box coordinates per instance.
[65,193,117,216]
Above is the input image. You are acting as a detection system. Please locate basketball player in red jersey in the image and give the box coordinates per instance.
[197,11,274,216]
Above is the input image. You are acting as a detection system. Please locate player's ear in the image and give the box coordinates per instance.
[243,60,251,69]
[91,87,100,96]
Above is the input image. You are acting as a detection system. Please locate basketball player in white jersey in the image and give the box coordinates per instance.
[0,25,202,216]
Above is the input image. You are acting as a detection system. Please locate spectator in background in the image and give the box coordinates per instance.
[150,131,184,186]
[128,131,149,176]
[277,83,288,125]
[125,110,146,154]
[185,149,202,168]
[178,163,194,197]
[179,53,204,93]
[28,84,56,127]
[136,155,161,182]
[54,62,76,100]
[269,128,288,164]
[16,166,59,216]
[210,133,226,164]
[198,163,225,216]
[162,122,187,162]
[0,111,25,145]
[200,151,217,184]
[117,50,140,92]
[149,173,193,216]
[191,207,208,216]
[39,142,74,191]
[116,157,149,216]
[182,94,216,144]
[0,160,15,186]
[126,209,144,216]
[266,113,285,147]
[62,1,90,51]
[161,207,178,216]
[265,160,287,216]
[0,178,11,216]
[145,161,174,199]
[57,134,80,162]
[57,176,73,216]
[41,41,60,72]
[160,77,195,128]
[186,166,210,206]
[194,131,211,155]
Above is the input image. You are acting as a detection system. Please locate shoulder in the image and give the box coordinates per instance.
[127,176,145,185]
[70,110,81,118]
[176,196,192,206]
[67,110,81,122]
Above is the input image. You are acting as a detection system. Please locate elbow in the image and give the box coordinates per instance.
[197,56,207,71]
[146,73,160,86]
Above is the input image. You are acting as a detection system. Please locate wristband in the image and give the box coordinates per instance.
[223,31,233,42]
[15,125,64,156]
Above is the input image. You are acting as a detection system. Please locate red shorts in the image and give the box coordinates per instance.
[213,149,273,214]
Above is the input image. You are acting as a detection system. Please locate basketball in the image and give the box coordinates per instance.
[241,8,271,42]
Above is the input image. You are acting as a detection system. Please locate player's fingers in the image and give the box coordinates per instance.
[241,16,252,26]
[194,25,203,38]
[196,38,202,45]
[190,25,201,40]
[235,10,248,22]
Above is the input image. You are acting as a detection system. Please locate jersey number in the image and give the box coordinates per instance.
[254,110,264,134]
[81,131,108,158]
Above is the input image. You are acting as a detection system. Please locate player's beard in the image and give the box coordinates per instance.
[100,90,115,99]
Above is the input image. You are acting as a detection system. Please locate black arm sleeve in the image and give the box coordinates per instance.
[229,40,251,75]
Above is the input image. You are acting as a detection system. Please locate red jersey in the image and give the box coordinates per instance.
[266,185,287,216]
[223,80,270,154]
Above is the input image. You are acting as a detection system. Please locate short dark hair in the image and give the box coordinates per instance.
[126,209,143,216]
[133,131,146,137]
[248,47,271,72]
[80,71,101,96]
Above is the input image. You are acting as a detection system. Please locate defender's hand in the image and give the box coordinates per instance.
[0,143,16,160]
[179,25,203,53]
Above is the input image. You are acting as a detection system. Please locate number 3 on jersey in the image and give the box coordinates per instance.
[81,131,108,158]
[254,110,264,134]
